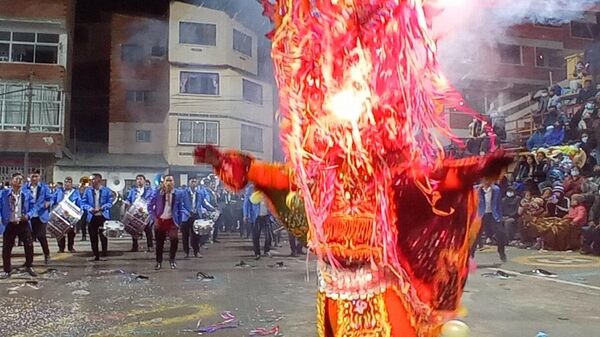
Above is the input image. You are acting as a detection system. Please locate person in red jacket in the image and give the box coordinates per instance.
[565,194,588,227]
[564,168,586,198]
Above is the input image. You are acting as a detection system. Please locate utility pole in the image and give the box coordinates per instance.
[23,72,33,176]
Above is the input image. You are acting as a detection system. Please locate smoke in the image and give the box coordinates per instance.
[434,0,599,92]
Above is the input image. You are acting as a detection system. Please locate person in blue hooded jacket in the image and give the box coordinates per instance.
[0,172,37,278]
[526,125,545,151]
[544,123,565,147]
[26,169,53,265]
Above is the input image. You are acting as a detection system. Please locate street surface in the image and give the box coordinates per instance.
[1,233,599,337]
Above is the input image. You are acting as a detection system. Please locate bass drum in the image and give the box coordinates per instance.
[103,220,125,239]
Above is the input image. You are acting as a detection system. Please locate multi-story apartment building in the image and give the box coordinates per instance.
[55,12,169,188]
[60,2,275,187]
[167,2,275,183]
[0,0,74,181]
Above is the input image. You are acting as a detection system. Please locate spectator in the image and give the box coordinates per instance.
[545,106,560,126]
[565,194,588,227]
[502,186,521,242]
[546,184,570,218]
[578,112,593,132]
[548,88,561,109]
[544,123,565,147]
[577,80,597,104]
[526,125,545,151]
[533,89,550,124]
[564,167,586,198]
[532,150,550,184]
[513,155,534,182]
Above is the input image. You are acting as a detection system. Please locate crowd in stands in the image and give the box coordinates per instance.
[509,64,600,255]
[449,64,600,257]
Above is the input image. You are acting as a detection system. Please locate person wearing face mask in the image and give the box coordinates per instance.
[564,168,586,198]
[501,187,521,243]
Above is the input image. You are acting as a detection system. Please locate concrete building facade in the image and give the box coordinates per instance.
[0,0,74,181]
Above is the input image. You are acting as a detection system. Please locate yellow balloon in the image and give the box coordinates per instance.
[250,191,263,204]
[441,320,470,337]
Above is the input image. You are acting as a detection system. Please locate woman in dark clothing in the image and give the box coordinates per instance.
[513,155,531,183]
[532,151,550,185]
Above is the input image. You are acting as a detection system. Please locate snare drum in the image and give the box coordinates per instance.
[193,218,214,236]
[103,221,125,238]
[122,199,150,239]
[48,199,83,240]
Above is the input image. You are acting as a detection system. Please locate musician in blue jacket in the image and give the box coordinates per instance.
[124,174,154,252]
[81,173,113,261]
[242,184,259,239]
[0,172,37,278]
[26,169,53,265]
[148,174,183,270]
[53,177,81,253]
[180,177,208,258]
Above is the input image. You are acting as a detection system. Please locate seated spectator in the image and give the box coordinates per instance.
[546,184,570,217]
[518,190,546,246]
[544,123,565,147]
[578,112,593,132]
[564,167,586,198]
[577,80,597,104]
[502,187,521,243]
[526,126,545,151]
[582,165,600,194]
[545,106,560,126]
[548,88,561,109]
[533,150,550,183]
[565,194,588,227]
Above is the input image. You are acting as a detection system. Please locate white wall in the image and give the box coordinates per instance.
[53,168,167,193]
[169,2,258,75]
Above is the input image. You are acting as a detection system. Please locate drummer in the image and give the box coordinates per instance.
[53,177,81,253]
[124,174,154,252]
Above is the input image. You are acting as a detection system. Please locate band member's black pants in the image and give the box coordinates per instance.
[76,215,87,238]
[132,222,154,251]
[181,214,200,255]
[2,221,34,273]
[289,232,303,255]
[31,217,50,257]
[57,228,76,252]
[253,215,272,256]
[89,215,108,258]
[155,219,178,263]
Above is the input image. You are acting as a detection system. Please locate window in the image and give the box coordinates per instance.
[179,22,217,46]
[535,48,563,68]
[126,90,151,104]
[151,45,166,57]
[497,44,522,65]
[121,44,143,64]
[571,21,598,39]
[180,72,219,95]
[233,29,252,57]
[243,79,263,105]
[0,31,59,64]
[0,82,63,132]
[241,124,263,152]
[136,130,151,143]
[178,120,219,145]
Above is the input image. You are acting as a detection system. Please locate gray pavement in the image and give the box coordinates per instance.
[0,234,599,337]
